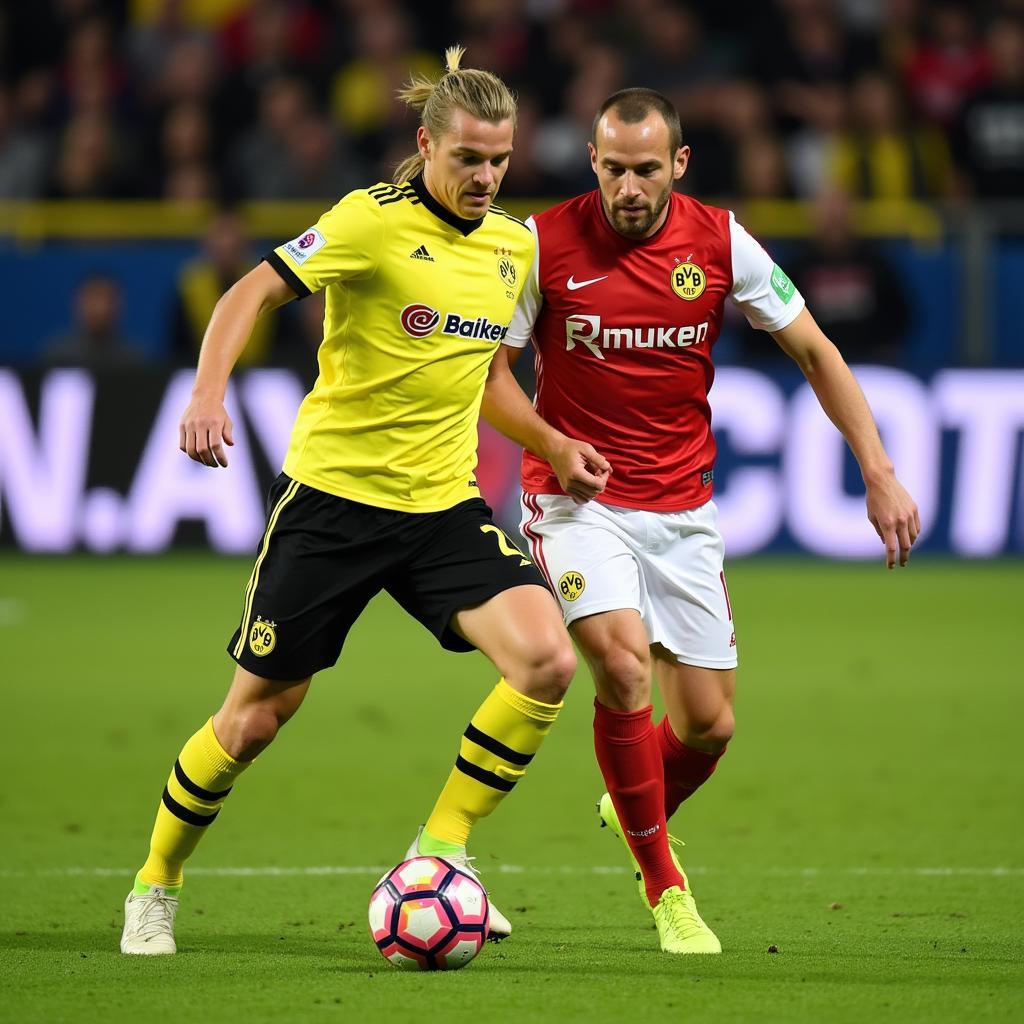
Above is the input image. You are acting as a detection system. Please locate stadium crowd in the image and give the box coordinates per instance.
[3,0,1022,369]
[2,0,1023,203]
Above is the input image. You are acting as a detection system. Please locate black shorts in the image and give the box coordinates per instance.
[227,474,550,680]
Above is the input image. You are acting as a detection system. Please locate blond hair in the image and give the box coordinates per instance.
[393,45,516,184]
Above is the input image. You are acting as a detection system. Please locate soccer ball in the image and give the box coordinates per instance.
[368,856,490,970]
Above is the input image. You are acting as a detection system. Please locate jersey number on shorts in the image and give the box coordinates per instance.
[480,525,532,567]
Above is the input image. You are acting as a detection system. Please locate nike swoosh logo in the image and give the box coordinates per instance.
[566,275,609,291]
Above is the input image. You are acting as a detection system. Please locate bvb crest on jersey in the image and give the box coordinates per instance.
[498,257,517,287]
[671,261,706,301]
[248,617,277,657]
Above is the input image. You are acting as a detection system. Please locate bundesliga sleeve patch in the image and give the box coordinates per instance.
[771,264,795,304]
[282,227,327,265]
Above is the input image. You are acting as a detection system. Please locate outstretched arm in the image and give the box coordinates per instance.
[482,344,611,504]
[771,307,920,568]
[179,261,296,468]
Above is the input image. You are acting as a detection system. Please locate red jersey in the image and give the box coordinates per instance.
[506,190,803,511]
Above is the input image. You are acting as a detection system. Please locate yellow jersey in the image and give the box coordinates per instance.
[266,175,534,513]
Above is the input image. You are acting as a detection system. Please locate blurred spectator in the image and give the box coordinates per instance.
[771,191,911,364]
[330,4,440,165]
[832,71,952,198]
[496,93,564,198]
[879,0,924,70]
[218,0,327,137]
[455,0,531,80]
[0,86,51,199]
[219,0,324,73]
[626,2,735,126]
[156,101,215,195]
[533,43,624,194]
[735,132,793,198]
[786,82,848,197]
[953,16,1024,198]
[904,3,991,128]
[518,10,597,118]
[47,112,136,198]
[230,75,313,198]
[684,80,775,198]
[276,111,364,199]
[753,2,878,131]
[11,70,58,133]
[151,37,221,111]
[44,273,143,369]
[57,16,130,120]
[170,210,278,365]
[126,0,212,109]
[137,37,222,193]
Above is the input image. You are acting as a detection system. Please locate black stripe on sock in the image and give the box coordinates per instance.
[173,759,232,802]
[162,787,220,827]
[463,724,534,767]
[455,755,516,793]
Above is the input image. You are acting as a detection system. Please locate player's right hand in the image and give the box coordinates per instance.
[179,394,235,468]
[549,437,611,504]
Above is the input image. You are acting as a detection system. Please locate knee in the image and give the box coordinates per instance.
[508,633,576,704]
[214,704,282,761]
[595,645,650,711]
[685,705,735,752]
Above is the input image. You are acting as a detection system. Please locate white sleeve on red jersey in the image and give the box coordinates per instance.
[728,211,805,332]
[505,216,542,349]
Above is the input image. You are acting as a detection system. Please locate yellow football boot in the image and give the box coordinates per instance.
[597,792,721,954]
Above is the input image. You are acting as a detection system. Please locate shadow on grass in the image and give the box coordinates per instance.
[0,930,723,978]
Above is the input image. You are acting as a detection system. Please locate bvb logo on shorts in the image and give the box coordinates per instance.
[248,617,277,657]
[558,571,586,602]
[671,262,706,300]
[498,257,517,287]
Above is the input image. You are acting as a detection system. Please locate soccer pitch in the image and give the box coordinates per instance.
[1,556,1022,1023]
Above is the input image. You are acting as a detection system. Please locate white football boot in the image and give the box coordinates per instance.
[406,826,512,941]
[120,886,178,955]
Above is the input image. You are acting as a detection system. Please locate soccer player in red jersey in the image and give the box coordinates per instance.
[480,88,920,953]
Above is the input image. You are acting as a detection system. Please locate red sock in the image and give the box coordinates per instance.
[594,700,684,905]
[657,715,726,819]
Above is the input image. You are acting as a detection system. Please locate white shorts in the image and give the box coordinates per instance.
[520,494,737,669]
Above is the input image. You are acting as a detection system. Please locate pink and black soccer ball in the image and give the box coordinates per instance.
[368,856,490,970]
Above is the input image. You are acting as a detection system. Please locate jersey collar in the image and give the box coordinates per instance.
[410,173,484,236]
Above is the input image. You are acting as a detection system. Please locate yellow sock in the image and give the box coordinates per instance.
[138,718,251,890]
[425,678,562,848]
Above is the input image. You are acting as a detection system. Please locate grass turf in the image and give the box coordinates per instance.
[1,555,1022,1023]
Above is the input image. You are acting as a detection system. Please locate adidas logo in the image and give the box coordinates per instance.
[410,245,434,262]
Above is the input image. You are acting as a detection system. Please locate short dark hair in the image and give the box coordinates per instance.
[592,88,683,154]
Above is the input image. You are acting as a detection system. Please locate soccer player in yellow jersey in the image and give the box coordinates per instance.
[120,47,611,955]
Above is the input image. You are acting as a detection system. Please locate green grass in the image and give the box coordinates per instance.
[1,556,1022,1023]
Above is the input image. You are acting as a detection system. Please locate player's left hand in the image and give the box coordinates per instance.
[548,437,611,504]
[865,471,920,569]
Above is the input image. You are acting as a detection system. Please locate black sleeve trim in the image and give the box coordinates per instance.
[262,250,311,299]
